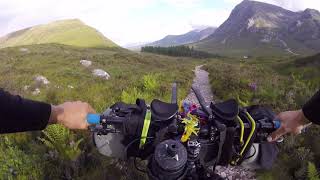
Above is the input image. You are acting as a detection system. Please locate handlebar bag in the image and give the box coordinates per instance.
[238,105,279,167]
[110,99,147,137]
[109,99,149,158]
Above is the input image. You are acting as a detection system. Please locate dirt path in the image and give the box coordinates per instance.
[184,65,256,180]
[184,65,214,105]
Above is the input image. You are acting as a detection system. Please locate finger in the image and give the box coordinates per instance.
[87,104,96,114]
[274,113,284,122]
[293,126,303,135]
[268,126,287,142]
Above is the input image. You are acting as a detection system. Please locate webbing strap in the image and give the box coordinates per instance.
[232,112,256,164]
[139,110,151,148]
[215,126,227,166]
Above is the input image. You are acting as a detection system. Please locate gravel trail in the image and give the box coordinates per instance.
[184,65,214,105]
[184,65,256,180]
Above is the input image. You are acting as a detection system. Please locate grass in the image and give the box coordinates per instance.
[0,43,202,179]
[0,44,201,111]
[0,42,318,179]
[0,19,118,49]
[204,55,319,179]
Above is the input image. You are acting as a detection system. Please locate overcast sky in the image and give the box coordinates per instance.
[0,0,319,46]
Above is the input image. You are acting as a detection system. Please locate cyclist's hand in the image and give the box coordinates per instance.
[268,109,309,142]
[49,101,96,129]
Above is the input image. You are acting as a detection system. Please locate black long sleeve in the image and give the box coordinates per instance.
[0,89,51,133]
[302,89,320,125]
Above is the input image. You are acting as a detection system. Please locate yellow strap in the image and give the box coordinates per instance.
[139,110,151,149]
[237,116,244,145]
[240,112,256,155]
[235,112,256,164]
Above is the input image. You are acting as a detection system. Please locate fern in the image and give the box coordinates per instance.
[38,124,83,161]
[308,162,320,180]
[143,74,159,92]
[121,87,142,103]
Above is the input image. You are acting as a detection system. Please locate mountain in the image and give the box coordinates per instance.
[194,0,320,56]
[0,19,118,48]
[147,27,216,47]
[124,42,151,51]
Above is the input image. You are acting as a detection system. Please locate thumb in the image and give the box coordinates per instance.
[268,126,287,142]
[274,113,284,122]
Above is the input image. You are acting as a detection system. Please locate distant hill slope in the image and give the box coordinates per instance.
[147,27,216,47]
[0,19,118,48]
[276,53,320,85]
[194,0,320,56]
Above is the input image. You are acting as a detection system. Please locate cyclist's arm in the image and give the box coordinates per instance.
[0,89,95,134]
[302,89,320,125]
[0,89,51,133]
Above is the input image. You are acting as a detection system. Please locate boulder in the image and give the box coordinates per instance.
[19,48,29,52]
[80,60,92,67]
[32,88,41,95]
[34,75,50,86]
[220,172,227,178]
[23,85,30,91]
[92,69,110,80]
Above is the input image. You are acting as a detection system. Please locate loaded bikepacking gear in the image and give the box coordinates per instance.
[87,83,281,180]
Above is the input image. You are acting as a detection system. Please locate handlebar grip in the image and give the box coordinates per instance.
[273,120,281,129]
[87,114,100,124]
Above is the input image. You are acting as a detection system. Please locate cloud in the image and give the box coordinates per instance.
[161,0,202,8]
[223,0,320,12]
[0,0,159,45]
[189,8,232,28]
[254,0,320,11]
[0,0,319,45]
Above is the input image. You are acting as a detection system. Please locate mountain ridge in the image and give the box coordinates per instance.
[147,27,216,47]
[194,0,320,56]
[0,19,118,49]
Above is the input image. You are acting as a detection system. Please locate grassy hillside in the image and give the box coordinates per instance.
[193,35,316,57]
[276,53,320,85]
[0,44,201,179]
[0,19,118,49]
[204,55,319,179]
[0,44,200,108]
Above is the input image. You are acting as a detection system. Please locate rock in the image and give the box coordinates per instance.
[19,48,29,52]
[23,85,30,91]
[68,85,74,89]
[34,75,50,86]
[32,88,40,95]
[215,166,222,171]
[80,60,92,67]
[220,172,227,178]
[92,69,110,80]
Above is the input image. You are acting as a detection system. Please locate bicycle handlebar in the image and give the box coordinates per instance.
[87,83,284,180]
[87,114,100,124]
